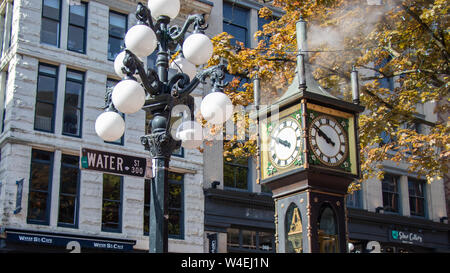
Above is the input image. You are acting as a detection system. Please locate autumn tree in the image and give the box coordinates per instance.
[206,0,449,187]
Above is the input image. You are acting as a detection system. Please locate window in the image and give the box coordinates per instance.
[223,2,250,47]
[104,79,124,145]
[144,172,184,238]
[1,71,8,133]
[27,149,54,225]
[285,203,302,253]
[382,174,400,213]
[34,63,58,132]
[108,11,127,61]
[227,228,275,253]
[62,69,84,137]
[346,189,362,208]
[41,0,61,47]
[317,205,339,253]
[224,156,249,190]
[67,1,87,53]
[408,178,425,217]
[102,173,122,233]
[58,154,80,228]
[168,172,184,238]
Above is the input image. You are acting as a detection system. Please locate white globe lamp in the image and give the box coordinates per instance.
[175,121,203,149]
[170,55,197,80]
[148,0,180,20]
[125,24,157,58]
[95,111,125,142]
[200,91,233,125]
[182,33,213,66]
[112,79,146,114]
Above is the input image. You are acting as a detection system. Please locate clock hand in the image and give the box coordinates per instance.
[275,137,291,148]
[315,126,335,146]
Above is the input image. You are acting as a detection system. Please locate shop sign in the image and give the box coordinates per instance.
[207,233,218,253]
[7,231,135,252]
[389,229,424,245]
[80,148,152,179]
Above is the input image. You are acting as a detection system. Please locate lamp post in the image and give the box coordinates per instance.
[95,0,233,253]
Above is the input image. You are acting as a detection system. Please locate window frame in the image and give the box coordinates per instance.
[108,10,128,61]
[27,149,54,225]
[223,156,250,192]
[227,227,275,253]
[381,174,400,214]
[34,63,59,133]
[408,178,426,218]
[101,173,123,233]
[144,173,185,239]
[223,2,250,48]
[62,68,85,138]
[67,1,88,54]
[57,154,81,229]
[40,0,62,47]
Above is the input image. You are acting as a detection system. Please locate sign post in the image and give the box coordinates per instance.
[80,148,153,179]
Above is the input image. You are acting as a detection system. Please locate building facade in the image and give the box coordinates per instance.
[0,0,213,253]
[0,0,448,253]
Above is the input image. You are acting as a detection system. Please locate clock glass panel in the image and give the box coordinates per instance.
[270,116,302,169]
[308,114,348,167]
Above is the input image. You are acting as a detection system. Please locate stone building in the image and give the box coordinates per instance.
[0,0,448,253]
[0,0,213,252]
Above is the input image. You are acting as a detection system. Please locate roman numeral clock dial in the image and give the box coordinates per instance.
[308,114,348,167]
[269,117,303,169]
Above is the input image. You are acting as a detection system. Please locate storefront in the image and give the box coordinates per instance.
[347,208,450,253]
[0,228,136,253]
[204,188,276,253]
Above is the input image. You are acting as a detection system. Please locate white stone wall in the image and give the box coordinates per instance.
[0,0,213,252]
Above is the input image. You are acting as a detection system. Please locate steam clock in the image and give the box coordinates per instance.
[258,19,364,253]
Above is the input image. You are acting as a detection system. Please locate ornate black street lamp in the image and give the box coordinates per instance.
[94,0,233,253]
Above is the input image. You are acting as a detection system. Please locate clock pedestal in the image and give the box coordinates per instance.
[265,169,352,253]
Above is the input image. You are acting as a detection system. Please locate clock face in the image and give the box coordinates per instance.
[269,117,302,169]
[308,114,348,167]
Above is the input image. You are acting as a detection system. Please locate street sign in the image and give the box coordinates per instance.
[80,148,153,179]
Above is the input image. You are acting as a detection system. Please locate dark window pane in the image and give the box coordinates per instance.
[30,162,50,191]
[37,75,57,103]
[62,154,79,166]
[108,37,124,60]
[32,149,52,162]
[58,195,76,225]
[63,108,81,135]
[60,167,78,194]
[102,174,122,232]
[259,232,273,251]
[235,167,248,190]
[109,13,126,38]
[242,230,257,249]
[28,191,48,221]
[223,3,248,26]
[68,25,85,53]
[35,102,54,131]
[223,23,248,47]
[227,228,240,248]
[42,0,60,20]
[103,175,121,200]
[102,201,120,230]
[40,18,60,46]
[39,64,57,75]
[64,81,82,107]
[69,3,86,27]
[168,209,181,236]
[169,183,181,208]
